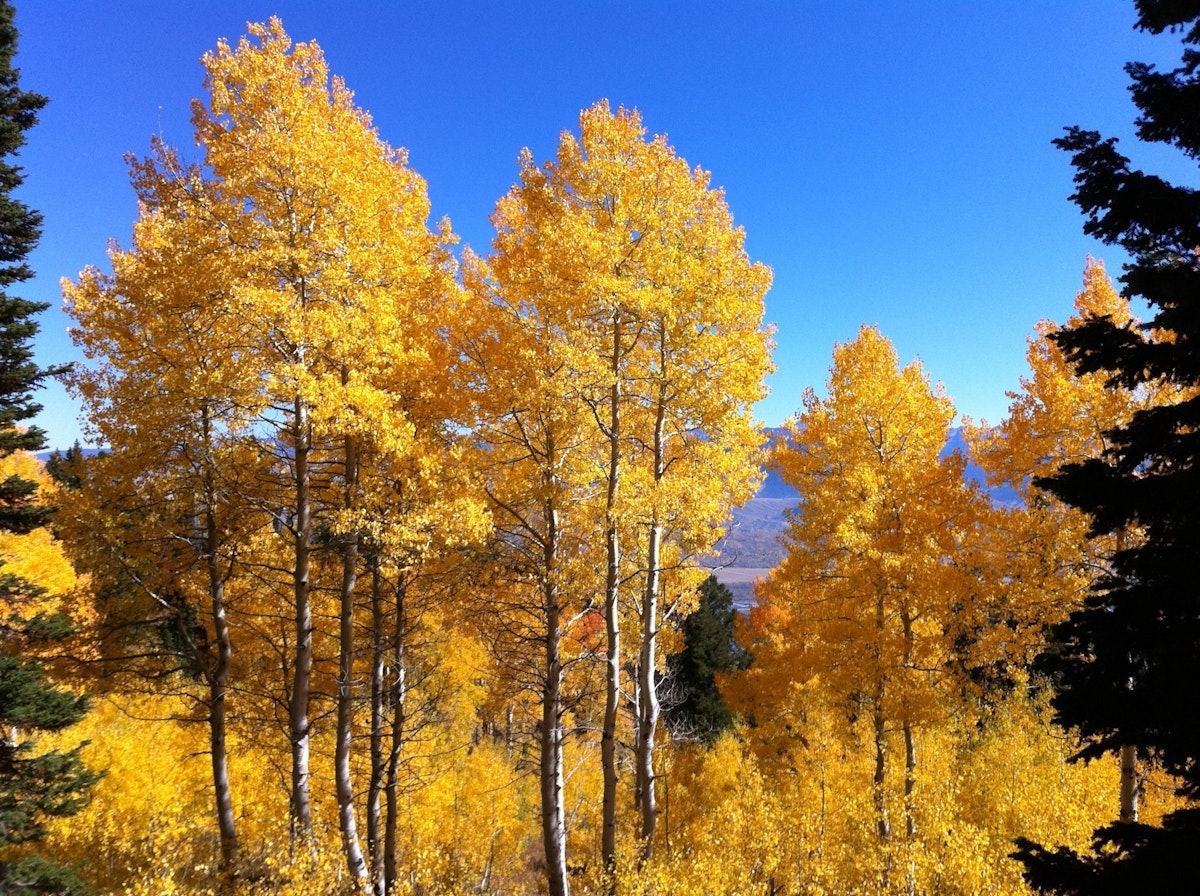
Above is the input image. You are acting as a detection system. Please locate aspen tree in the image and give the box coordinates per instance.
[67,18,462,884]
[967,259,1170,826]
[191,21,458,876]
[463,239,602,896]
[761,327,985,880]
[62,143,260,876]
[356,438,488,895]
[471,103,772,878]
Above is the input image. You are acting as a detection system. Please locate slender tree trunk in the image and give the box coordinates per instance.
[873,590,890,844]
[871,583,895,893]
[289,395,314,838]
[207,574,239,872]
[335,528,367,881]
[900,606,916,842]
[873,683,890,842]
[384,577,408,892]
[334,417,368,882]
[903,718,917,843]
[636,522,662,859]
[635,394,667,861]
[631,668,642,808]
[903,719,918,896]
[1120,744,1139,823]
[542,630,570,896]
[541,501,571,896]
[367,557,386,896]
[201,407,239,873]
[602,311,623,878]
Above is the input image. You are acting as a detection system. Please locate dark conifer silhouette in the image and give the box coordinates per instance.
[1015,2,1200,891]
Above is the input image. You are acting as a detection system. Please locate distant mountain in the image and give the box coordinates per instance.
[755,466,798,500]
[944,428,1021,507]
[35,447,102,462]
[714,496,790,569]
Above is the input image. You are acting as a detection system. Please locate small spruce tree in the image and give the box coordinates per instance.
[664,575,750,742]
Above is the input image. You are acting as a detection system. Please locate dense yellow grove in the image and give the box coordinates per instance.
[25,658,1178,895]
[3,18,1184,896]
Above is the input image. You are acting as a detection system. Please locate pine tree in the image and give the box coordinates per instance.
[0,3,99,893]
[0,0,54,535]
[663,575,748,742]
[1014,2,1200,891]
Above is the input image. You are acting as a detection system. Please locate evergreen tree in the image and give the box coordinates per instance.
[42,443,85,492]
[664,576,749,742]
[1015,1,1200,890]
[0,3,99,893]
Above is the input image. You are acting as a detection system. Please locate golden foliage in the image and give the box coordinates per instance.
[40,12,1162,894]
[0,452,78,611]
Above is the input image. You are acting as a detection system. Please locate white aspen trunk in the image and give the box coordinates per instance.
[207,568,238,872]
[636,522,662,860]
[902,716,917,896]
[602,310,623,877]
[201,406,239,873]
[384,578,408,892]
[334,413,367,882]
[541,634,570,896]
[542,502,570,896]
[635,393,667,861]
[289,393,314,837]
[1120,743,1139,823]
[873,686,890,842]
[634,679,644,812]
[367,558,386,896]
[335,526,367,881]
[903,719,916,839]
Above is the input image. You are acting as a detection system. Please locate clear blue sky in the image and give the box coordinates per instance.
[14,2,1183,450]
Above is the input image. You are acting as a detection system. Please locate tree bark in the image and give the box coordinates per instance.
[903,718,917,842]
[1119,743,1139,823]
[601,310,623,878]
[384,577,409,892]
[335,429,367,882]
[201,406,239,873]
[635,392,667,861]
[873,589,890,844]
[636,521,662,860]
[367,557,386,896]
[542,503,570,896]
[873,684,890,842]
[901,605,916,843]
[206,568,238,873]
[289,393,314,838]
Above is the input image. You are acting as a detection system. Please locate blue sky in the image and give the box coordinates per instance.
[14,2,1182,449]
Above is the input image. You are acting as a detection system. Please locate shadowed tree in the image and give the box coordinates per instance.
[1015,2,1200,891]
